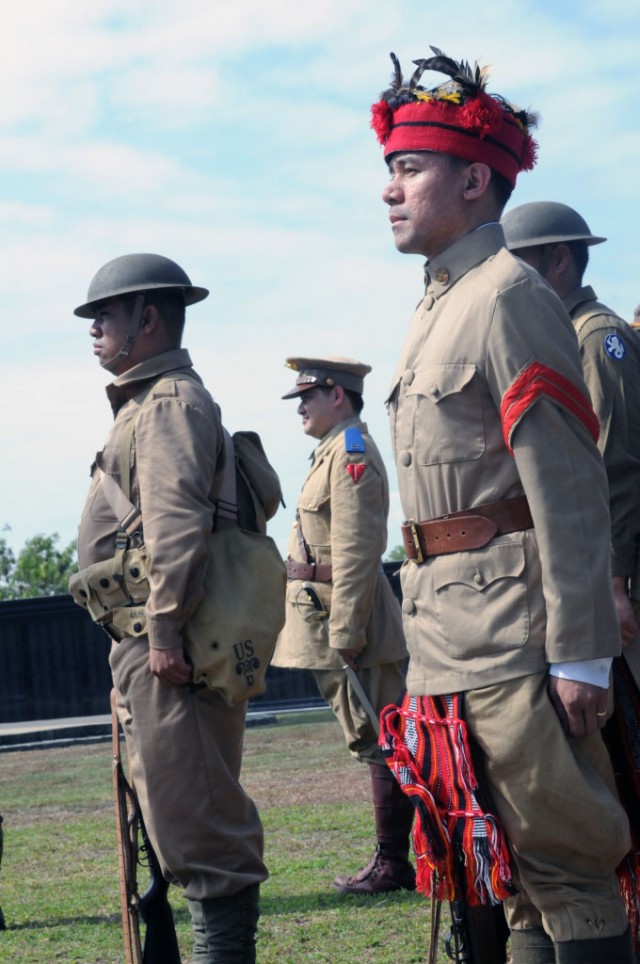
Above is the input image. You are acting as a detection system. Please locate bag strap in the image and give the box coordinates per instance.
[213,430,239,526]
[98,469,142,548]
[100,373,237,544]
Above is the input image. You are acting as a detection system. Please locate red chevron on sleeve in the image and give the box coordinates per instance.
[500,361,599,455]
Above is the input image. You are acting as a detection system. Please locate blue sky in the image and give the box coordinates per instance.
[2,0,639,559]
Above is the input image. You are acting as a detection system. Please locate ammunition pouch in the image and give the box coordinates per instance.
[69,547,151,637]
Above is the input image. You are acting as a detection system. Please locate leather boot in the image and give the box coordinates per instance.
[510,926,555,964]
[187,882,260,963]
[333,763,415,895]
[554,926,634,964]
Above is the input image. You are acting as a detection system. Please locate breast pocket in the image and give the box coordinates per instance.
[408,364,485,466]
[298,466,331,554]
[433,540,530,658]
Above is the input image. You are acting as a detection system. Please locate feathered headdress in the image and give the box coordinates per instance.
[371,46,538,187]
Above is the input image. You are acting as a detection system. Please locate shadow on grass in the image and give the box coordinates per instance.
[260,888,423,917]
[2,906,192,932]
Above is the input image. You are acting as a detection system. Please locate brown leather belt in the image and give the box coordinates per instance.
[401,495,533,563]
[285,557,333,583]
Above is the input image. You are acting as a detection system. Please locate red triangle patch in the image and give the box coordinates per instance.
[346,463,367,484]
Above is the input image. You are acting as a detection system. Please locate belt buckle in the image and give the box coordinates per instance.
[408,520,424,564]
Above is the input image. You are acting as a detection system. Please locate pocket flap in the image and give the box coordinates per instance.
[408,364,476,404]
[434,542,525,593]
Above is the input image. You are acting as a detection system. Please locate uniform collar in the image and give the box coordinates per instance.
[562,285,598,316]
[424,222,505,299]
[310,416,366,463]
[106,348,194,415]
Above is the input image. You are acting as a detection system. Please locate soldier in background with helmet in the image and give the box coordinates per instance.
[502,202,640,683]
[72,254,267,962]
[272,356,415,895]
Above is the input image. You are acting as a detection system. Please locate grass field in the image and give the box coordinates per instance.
[1,710,441,963]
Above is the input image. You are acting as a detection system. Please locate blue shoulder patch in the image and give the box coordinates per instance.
[604,333,627,361]
[344,426,366,454]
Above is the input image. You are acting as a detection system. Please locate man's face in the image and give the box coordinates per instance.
[296,387,341,440]
[382,152,468,259]
[89,298,134,374]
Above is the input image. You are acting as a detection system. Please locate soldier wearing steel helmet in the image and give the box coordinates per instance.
[272,356,414,895]
[72,254,266,962]
[502,202,640,684]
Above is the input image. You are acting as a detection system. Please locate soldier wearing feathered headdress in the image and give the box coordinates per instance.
[375,47,635,963]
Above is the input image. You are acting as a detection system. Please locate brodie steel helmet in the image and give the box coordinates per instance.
[74,253,209,318]
[501,201,606,251]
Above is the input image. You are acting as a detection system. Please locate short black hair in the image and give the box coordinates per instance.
[344,389,364,414]
[490,170,513,210]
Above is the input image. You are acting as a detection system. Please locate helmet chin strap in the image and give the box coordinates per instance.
[100,293,146,373]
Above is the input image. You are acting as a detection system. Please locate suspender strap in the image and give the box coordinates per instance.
[99,373,233,545]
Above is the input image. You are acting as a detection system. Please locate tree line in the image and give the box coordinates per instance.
[0,529,77,600]
[0,526,404,601]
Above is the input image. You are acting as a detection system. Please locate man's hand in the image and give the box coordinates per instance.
[339,647,360,671]
[148,646,192,686]
[612,575,638,647]
[548,677,608,737]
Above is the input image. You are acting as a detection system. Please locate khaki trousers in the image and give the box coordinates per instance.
[464,673,630,942]
[313,661,406,765]
[110,636,267,901]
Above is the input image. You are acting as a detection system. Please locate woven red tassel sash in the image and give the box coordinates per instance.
[379,692,514,906]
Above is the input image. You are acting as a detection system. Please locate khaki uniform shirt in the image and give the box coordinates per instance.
[77,348,224,651]
[272,417,407,671]
[388,224,619,696]
[565,286,640,586]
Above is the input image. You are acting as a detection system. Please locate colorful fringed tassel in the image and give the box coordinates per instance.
[380,692,514,907]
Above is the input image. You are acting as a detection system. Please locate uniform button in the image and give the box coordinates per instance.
[100,578,110,588]
[402,598,416,615]
[133,622,143,633]
[402,370,415,387]
[399,451,412,467]
[423,295,435,310]
[435,268,449,285]
[473,570,485,587]
[429,384,440,398]
[130,567,140,578]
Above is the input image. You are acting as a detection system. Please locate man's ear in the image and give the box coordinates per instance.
[140,305,160,333]
[553,243,572,274]
[332,385,346,407]
[463,162,492,200]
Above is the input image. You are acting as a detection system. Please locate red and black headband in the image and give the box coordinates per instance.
[371,46,538,188]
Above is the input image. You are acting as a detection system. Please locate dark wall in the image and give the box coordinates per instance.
[0,596,113,722]
[0,562,402,723]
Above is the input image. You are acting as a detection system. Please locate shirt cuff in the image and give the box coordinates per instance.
[548,658,612,688]
[146,616,184,650]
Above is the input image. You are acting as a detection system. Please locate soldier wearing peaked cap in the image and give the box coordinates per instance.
[273,355,415,896]
[373,46,634,962]
[70,254,266,962]
[502,202,640,688]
